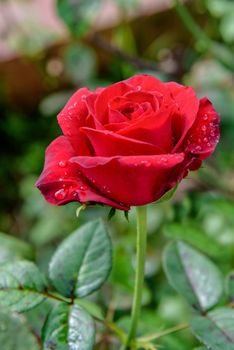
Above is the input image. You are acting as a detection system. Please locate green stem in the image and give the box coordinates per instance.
[122,206,147,349]
[137,322,189,342]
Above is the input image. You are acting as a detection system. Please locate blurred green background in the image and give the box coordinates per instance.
[0,0,234,349]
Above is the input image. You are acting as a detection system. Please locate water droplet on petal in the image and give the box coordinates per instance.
[136,85,142,91]
[203,137,208,142]
[203,114,208,121]
[160,157,168,163]
[71,191,79,198]
[81,94,86,100]
[54,188,67,200]
[58,160,67,168]
[201,125,207,132]
[79,185,88,191]
[195,145,202,151]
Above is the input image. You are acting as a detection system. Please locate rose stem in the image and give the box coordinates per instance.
[121,206,147,349]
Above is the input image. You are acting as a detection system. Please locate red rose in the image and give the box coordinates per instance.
[36,75,220,210]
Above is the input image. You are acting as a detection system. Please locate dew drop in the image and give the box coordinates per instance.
[58,160,67,168]
[58,177,63,182]
[160,157,168,163]
[79,185,88,191]
[210,131,215,137]
[195,145,202,151]
[207,142,211,147]
[71,191,79,198]
[203,137,208,142]
[81,94,87,99]
[203,114,208,121]
[201,125,207,132]
[54,188,67,200]
[136,85,142,91]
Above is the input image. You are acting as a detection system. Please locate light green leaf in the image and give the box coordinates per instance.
[0,261,47,312]
[191,308,234,350]
[75,299,104,321]
[49,219,112,298]
[163,241,223,311]
[156,184,178,204]
[42,303,95,350]
[0,311,40,350]
[0,232,34,265]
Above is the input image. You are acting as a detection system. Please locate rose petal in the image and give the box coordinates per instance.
[126,74,168,93]
[184,97,220,160]
[117,107,173,152]
[94,81,133,124]
[80,127,164,156]
[35,136,127,210]
[57,88,94,155]
[166,82,200,152]
[70,153,185,207]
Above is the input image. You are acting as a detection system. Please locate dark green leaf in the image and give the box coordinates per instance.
[108,207,116,221]
[49,219,112,298]
[191,308,234,350]
[0,232,34,265]
[0,261,47,312]
[163,241,223,311]
[0,311,40,350]
[42,303,95,350]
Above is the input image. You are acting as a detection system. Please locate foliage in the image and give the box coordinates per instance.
[1,0,234,348]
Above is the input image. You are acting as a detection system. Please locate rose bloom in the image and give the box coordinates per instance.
[36,75,220,210]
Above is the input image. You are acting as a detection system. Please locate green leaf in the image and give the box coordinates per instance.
[108,207,116,221]
[225,271,234,302]
[156,184,178,204]
[0,311,40,350]
[42,303,95,350]
[75,299,104,321]
[163,241,223,311]
[191,307,234,350]
[0,261,47,312]
[0,232,34,265]
[49,219,112,298]
[57,0,100,37]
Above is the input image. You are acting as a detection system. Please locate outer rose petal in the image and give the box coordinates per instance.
[57,88,94,155]
[166,82,200,152]
[184,97,220,160]
[70,153,185,207]
[35,136,128,210]
[80,128,164,156]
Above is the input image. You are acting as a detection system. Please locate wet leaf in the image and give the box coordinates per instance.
[49,219,112,298]
[42,303,95,350]
[0,261,47,312]
[191,308,234,350]
[163,241,223,311]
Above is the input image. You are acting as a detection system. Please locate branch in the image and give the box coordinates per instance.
[88,33,158,72]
